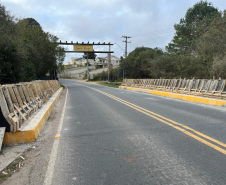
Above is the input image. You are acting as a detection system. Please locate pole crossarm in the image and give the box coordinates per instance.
[64,51,114,53]
[57,41,114,46]
[57,41,114,53]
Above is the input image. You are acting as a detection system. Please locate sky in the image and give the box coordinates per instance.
[1,0,226,63]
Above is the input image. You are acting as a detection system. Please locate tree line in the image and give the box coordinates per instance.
[116,1,226,80]
[0,4,65,84]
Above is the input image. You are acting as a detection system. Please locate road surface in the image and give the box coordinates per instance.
[47,79,226,185]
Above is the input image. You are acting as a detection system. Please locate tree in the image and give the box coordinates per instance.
[83,52,97,60]
[166,1,220,54]
[120,47,164,78]
[56,46,66,73]
[195,10,226,78]
[149,54,177,78]
[22,18,41,28]
[0,3,65,83]
[0,4,22,83]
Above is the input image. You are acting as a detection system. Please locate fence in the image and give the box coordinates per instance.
[0,80,60,132]
[122,78,226,99]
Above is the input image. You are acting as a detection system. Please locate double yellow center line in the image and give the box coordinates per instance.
[87,85,226,155]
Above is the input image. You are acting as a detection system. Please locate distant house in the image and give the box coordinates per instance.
[66,57,77,65]
[66,55,120,67]
[94,55,120,68]
[110,55,120,66]
[94,57,108,67]
[66,57,86,66]
[74,57,85,65]
[81,59,95,66]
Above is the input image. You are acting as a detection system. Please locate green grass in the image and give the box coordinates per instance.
[59,77,71,79]
[96,81,122,88]
[60,84,65,89]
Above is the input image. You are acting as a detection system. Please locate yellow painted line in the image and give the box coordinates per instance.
[119,86,226,106]
[95,90,226,149]
[86,86,226,155]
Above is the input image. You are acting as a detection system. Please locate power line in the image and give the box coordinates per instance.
[114,43,124,53]
[131,28,175,38]
[112,16,225,56]
[134,30,175,38]
[128,16,225,39]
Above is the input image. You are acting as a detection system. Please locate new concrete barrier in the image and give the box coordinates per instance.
[3,87,63,144]
[0,80,62,144]
[120,78,226,105]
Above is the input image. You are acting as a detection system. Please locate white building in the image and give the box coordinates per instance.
[66,55,120,67]
[66,57,77,65]
[94,55,120,67]
[81,59,95,66]
[110,55,120,66]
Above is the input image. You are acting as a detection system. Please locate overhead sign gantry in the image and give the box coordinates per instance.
[57,41,114,81]
[57,41,114,53]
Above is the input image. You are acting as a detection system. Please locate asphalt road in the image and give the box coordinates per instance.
[49,79,226,185]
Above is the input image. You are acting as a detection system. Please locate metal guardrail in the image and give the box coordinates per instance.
[0,80,60,132]
[122,78,226,99]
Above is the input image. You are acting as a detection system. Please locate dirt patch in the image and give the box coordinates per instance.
[0,154,26,183]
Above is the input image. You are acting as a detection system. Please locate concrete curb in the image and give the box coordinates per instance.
[119,86,226,106]
[3,88,63,144]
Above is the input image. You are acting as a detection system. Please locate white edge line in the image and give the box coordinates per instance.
[43,87,68,185]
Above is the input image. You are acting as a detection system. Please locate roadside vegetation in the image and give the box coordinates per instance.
[0,4,65,84]
[92,68,123,81]
[2,1,225,83]
[60,84,65,89]
[119,1,226,79]
[89,1,226,81]
[96,81,122,88]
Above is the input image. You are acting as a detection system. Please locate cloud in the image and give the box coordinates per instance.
[2,0,226,63]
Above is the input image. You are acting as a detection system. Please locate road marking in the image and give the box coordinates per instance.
[43,88,68,185]
[97,90,226,148]
[82,85,226,155]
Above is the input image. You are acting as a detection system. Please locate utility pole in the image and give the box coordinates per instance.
[122,36,131,57]
[108,45,111,82]
[122,36,131,80]
[87,53,89,79]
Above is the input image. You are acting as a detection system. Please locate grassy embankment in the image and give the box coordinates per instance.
[96,81,122,88]
[60,84,65,89]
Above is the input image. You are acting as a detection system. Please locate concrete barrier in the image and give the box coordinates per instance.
[0,80,61,136]
[120,78,226,105]
[3,87,63,144]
